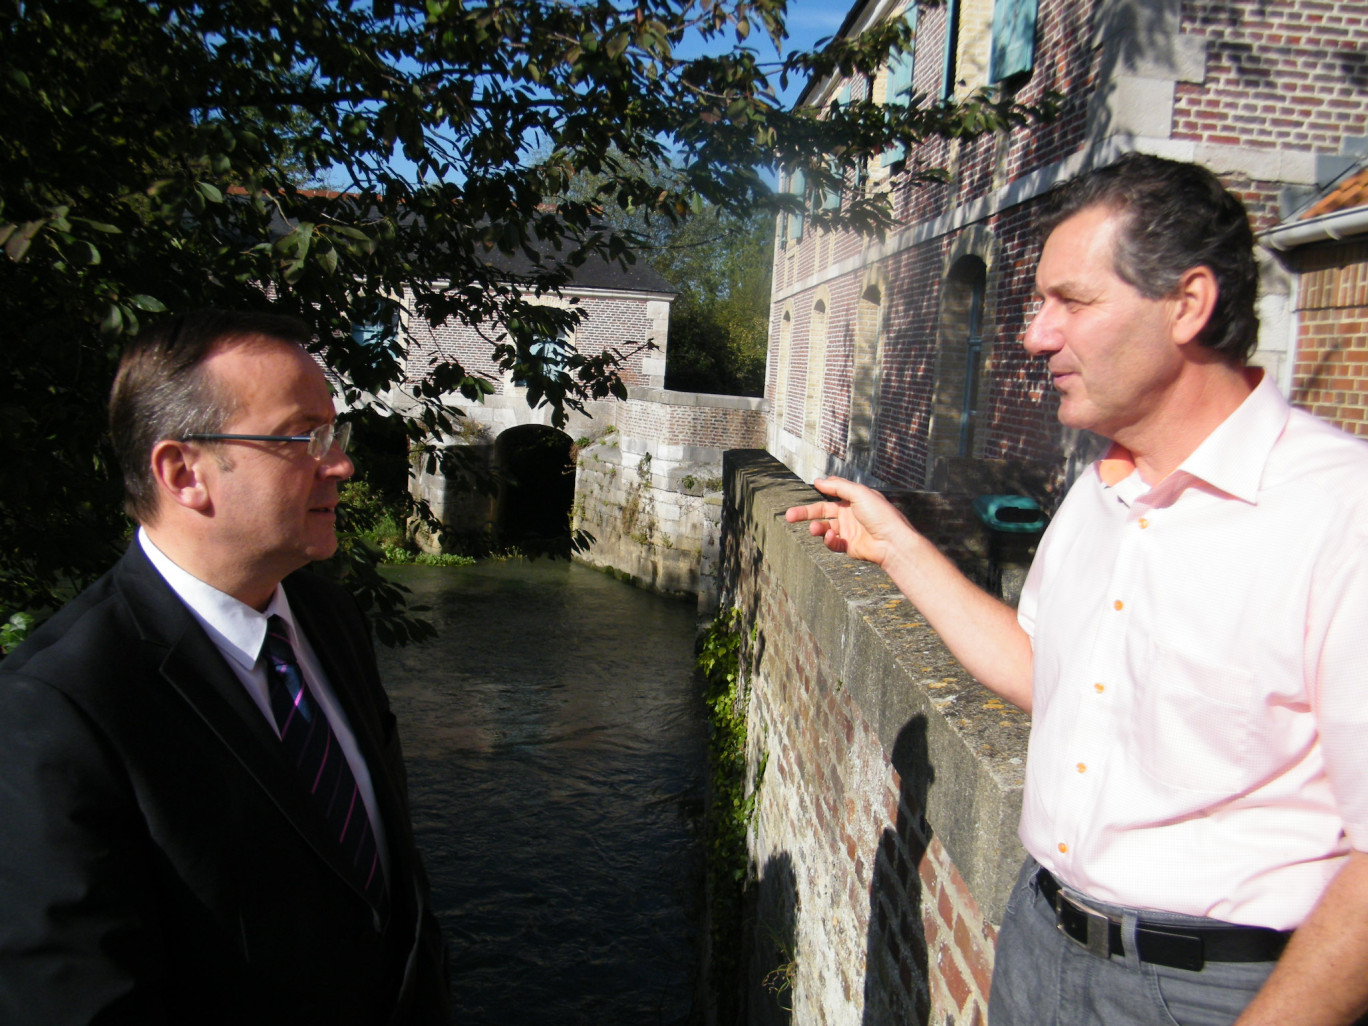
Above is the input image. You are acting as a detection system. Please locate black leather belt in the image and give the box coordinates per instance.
[1036,868,1291,972]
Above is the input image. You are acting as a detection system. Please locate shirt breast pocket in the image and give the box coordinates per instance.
[1131,645,1259,794]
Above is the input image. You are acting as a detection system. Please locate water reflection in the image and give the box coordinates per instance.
[378,560,706,1025]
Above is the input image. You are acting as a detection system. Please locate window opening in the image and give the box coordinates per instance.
[958,271,986,457]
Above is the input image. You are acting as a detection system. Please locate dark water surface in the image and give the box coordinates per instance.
[377,560,707,1025]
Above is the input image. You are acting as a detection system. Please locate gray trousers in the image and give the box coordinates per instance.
[988,859,1278,1026]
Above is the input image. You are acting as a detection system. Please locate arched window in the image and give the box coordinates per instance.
[847,285,883,469]
[773,309,793,433]
[804,299,828,445]
[930,257,988,460]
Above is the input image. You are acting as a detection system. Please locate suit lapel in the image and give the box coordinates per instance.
[115,545,383,907]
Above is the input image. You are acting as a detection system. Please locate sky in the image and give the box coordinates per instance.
[747,0,852,107]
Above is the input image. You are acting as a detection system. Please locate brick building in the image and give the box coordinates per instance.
[1264,164,1368,437]
[393,243,677,425]
[766,0,1368,493]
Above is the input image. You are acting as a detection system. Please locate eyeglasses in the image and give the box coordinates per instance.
[181,421,352,460]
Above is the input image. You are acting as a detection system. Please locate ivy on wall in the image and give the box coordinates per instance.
[696,605,764,1020]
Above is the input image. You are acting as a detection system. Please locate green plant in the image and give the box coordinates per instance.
[339,480,410,553]
[1,611,36,655]
[761,930,799,1013]
[697,606,762,1010]
[621,489,642,536]
[1,0,1056,642]
[412,552,476,567]
[680,474,698,490]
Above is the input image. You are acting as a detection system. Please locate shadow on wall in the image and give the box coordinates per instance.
[863,716,935,1026]
[750,851,799,1026]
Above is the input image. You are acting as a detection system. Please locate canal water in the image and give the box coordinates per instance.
[376,560,708,1025]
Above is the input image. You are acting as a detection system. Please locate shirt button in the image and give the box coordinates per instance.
[1094,683,1105,694]
[1058,842,1068,854]
[1138,517,1149,529]
[1076,763,1087,773]
[1113,600,1124,611]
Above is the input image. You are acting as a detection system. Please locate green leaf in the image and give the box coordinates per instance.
[71,218,122,234]
[605,30,630,60]
[99,304,124,336]
[129,294,167,312]
[3,220,44,262]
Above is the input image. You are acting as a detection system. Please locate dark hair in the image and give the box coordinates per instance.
[1039,153,1259,363]
[108,309,312,523]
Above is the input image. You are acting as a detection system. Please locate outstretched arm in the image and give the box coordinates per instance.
[786,475,1034,712]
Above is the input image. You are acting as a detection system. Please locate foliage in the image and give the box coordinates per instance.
[545,150,772,394]
[1,0,1056,632]
[381,548,477,567]
[696,605,763,1014]
[1,612,36,657]
[339,479,411,553]
[326,481,438,647]
[659,206,773,395]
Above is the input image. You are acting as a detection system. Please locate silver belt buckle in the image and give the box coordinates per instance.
[1057,890,1113,959]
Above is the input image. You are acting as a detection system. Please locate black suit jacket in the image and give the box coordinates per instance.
[0,543,449,1024]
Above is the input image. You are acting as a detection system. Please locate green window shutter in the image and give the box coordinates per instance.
[940,0,960,100]
[822,156,842,211]
[787,168,805,242]
[990,0,1039,83]
[881,47,916,167]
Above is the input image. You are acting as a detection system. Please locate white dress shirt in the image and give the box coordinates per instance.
[1017,372,1368,929]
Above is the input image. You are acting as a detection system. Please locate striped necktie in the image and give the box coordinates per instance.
[263,615,388,920]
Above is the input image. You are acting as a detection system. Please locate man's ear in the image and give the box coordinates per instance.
[1171,265,1219,348]
[149,440,213,513]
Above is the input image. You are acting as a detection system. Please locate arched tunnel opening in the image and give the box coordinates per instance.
[493,424,576,554]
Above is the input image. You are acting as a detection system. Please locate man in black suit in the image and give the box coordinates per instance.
[0,310,449,1023]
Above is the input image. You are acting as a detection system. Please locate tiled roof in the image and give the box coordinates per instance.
[480,235,677,296]
[1301,167,1368,220]
[244,193,676,295]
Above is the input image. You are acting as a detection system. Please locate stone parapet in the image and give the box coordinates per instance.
[721,449,1029,1026]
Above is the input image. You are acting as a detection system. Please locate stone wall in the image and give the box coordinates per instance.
[573,389,767,612]
[721,450,1030,1026]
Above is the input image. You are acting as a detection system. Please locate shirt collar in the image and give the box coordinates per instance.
[1093,369,1289,504]
[1178,369,1289,502]
[137,529,296,671]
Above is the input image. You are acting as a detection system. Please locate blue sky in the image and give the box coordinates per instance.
[768,0,853,105]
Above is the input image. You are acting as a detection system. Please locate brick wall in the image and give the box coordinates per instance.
[1174,0,1367,221]
[403,289,660,391]
[1291,239,1368,436]
[721,451,1028,1026]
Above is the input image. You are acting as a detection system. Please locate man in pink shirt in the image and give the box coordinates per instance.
[787,154,1368,1025]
